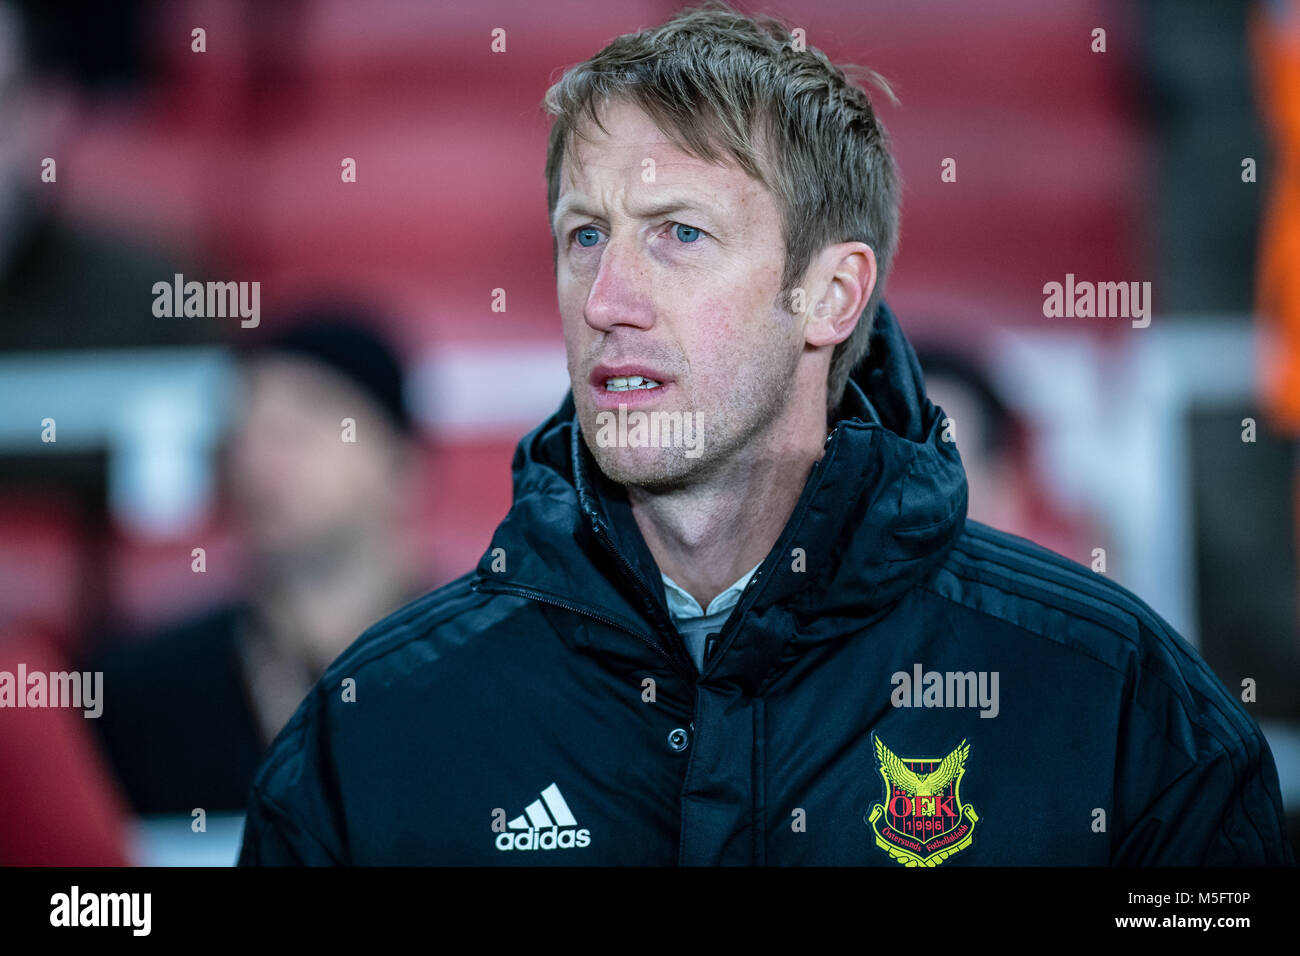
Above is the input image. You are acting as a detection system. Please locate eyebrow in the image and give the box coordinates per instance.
[552,193,725,231]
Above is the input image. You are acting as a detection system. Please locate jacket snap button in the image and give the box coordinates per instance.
[668,727,690,752]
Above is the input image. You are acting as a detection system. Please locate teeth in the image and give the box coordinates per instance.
[604,376,662,391]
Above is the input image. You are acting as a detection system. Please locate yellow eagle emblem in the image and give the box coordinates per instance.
[867,735,978,866]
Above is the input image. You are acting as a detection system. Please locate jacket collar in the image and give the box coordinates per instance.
[473,301,968,687]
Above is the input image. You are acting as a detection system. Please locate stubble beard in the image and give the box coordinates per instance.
[578,343,800,494]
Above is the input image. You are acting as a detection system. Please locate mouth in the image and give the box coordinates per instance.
[588,364,673,409]
[589,364,672,392]
[602,375,663,392]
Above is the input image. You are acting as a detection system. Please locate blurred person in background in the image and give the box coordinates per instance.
[1249,0,1300,853]
[0,0,216,667]
[1252,0,1300,439]
[1251,0,1300,646]
[888,345,1096,561]
[87,310,424,814]
[0,0,209,353]
[0,0,219,862]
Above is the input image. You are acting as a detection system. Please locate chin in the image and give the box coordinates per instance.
[584,436,706,491]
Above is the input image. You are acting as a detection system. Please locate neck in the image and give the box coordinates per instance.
[629,398,830,610]
[250,524,409,672]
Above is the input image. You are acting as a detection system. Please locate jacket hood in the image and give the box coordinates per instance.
[473,301,968,685]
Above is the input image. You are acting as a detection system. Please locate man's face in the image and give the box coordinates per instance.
[553,99,805,489]
[225,357,400,562]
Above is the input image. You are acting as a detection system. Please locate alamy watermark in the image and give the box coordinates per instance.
[594,404,705,459]
[891,663,999,718]
[152,273,260,328]
[0,665,102,718]
[1042,273,1151,328]
[50,886,150,936]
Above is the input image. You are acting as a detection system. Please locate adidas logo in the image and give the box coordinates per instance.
[495,783,591,851]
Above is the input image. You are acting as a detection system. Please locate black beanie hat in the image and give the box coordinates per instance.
[242,307,414,435]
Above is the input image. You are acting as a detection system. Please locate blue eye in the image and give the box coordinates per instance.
[574,227,601,247]
[673,223,702,243]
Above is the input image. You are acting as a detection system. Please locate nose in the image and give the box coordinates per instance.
[583,235,655,334]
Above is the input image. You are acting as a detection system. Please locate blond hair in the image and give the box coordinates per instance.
[543,1,902,412]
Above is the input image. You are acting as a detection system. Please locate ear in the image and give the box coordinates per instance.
[802,242,877,349]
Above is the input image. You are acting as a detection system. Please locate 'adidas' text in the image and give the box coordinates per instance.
[495,782,591,852]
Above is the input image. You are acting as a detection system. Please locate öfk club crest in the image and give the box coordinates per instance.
[866,735,979,866]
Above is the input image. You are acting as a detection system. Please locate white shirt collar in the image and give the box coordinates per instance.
[661,562,761,621]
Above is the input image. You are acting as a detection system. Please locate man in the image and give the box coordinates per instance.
[92,312,423,814]
[239,5,1292,865]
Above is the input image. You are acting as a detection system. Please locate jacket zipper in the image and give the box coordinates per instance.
[587,520,699,680]
[696,423,842,680]
[470,578,695,683]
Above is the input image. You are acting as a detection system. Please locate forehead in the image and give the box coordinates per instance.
[242,356,355,412]
[556,99,772,217]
